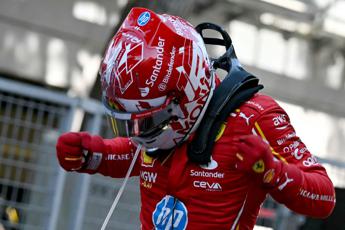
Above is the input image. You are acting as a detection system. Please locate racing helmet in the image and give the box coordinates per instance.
[100,7,215,151]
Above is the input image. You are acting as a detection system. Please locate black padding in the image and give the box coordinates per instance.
[187,22,264,164]
[188,70,263,164]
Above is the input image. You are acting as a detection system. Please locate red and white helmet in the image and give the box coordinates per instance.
[100,7,215,151]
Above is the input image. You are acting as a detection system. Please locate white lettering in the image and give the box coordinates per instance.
[300,147,308,154]
[158,46,176,91]
[193,181,222,191]
[174,41,211,135]
[140,171,158,183]
[320,195,335,202]
[146,37,165,87]
[299,189,335,202]
[245,101,264,111]
[273,115,287,126]
[190,170,224,178]
[272,114,288,130]
[107,154,130,161]
[291,148,304,160]
[283,141,300,153]
[303,156,318,167]
[276,132,296,145]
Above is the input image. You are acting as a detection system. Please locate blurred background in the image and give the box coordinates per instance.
[0,0,345,229]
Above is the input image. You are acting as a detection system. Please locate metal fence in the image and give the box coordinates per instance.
[0,85,69,230]
[0,77,344,230]
[0,77,140,230]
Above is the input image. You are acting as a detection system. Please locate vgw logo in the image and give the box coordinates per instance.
[152,195,188,230]
[137,11,151,26]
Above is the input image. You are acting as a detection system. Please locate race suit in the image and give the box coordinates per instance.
[83,93,335,230]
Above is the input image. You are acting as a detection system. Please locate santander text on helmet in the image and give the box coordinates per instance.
[145,37,165,88]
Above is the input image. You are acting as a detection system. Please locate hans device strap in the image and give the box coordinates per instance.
[188,23,264,165]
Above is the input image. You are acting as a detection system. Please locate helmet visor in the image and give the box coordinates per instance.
[103,97,174,137]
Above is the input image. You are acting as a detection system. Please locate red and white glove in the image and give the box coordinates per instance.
[56,132,107,172]
[234,135,300,188]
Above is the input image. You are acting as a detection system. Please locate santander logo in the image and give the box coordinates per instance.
[200,156,218,170]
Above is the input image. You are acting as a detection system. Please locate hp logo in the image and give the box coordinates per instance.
[152,195,188,230]
[137,11,151,26]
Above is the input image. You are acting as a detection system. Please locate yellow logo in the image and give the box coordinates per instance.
[141,181,153,189]
[252,159,265,173]
[263,169,275,183]
[141,150,156,167]
[215,122,227,142]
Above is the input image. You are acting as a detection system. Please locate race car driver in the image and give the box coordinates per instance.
[56,7,335,230]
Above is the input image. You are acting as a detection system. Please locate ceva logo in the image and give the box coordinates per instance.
[193,181,222,191]
[137,11,151,26]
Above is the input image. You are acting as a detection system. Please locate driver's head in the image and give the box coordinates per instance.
[100,7,215,151]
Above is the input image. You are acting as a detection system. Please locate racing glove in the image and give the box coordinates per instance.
[56,132,108,172]
[235,134,302,190]
[56,132,137,177]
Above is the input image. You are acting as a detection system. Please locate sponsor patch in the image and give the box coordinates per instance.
[299,189,335,202]
[190,170,224,178]
[152,195,188,230]
[303,156,318,167]
[252,159,265,173]
[263,169,275,183]
[141,151,156,167]
[140,170,157,189]
[137,11,150,26]
[158,46,176,91]
[272,114,288,130]
[106,154,130,161]
[193,180,222,192]
[276,132,296,145]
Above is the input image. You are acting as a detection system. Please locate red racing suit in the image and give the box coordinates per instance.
[83,93,335,230]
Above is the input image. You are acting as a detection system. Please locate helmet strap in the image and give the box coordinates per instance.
[188,23,264,165]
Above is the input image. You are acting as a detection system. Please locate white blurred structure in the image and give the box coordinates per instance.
[1,0,345,154]
[192,0,345,164]
[1,0,345,229]
[0,0,128,96]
